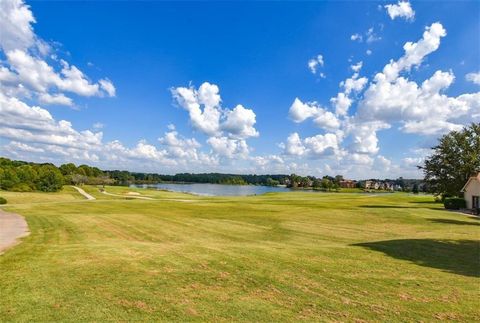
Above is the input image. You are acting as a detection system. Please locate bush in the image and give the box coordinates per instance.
[36,165,64,192]
[11,183,33,192]
[0,197,6,204]
[0,179,16,190]
[440,194,452,202]
[443,197,466,210]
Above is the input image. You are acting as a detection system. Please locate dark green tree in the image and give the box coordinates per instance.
[36,165,64,192]
[321,178,332,191]
[288,174,301,188]
[300,177,311,187]
[0,167,19,190]
[420,123,480,197]
[78,165,94,177]
[412,183,419,194]
[334,175,344,184]
[265,177,279,186]
[59,163,77,175]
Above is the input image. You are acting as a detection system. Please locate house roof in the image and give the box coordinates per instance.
[461,173,480,192]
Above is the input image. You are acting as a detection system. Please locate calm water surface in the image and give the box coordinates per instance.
[133,183,292,196]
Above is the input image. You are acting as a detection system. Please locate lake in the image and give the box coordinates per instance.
[132,183,292,196]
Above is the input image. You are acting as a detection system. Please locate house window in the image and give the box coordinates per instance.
[473,196,479,209]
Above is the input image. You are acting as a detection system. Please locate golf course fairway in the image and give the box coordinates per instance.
[0,186,478,321]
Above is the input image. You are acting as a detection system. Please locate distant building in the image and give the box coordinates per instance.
[461,173,480,211]
[363,180,398,191]
[339,180,356,188]
[383,182,394,191]
[365,180,373,189]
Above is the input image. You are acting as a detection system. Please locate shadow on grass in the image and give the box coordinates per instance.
[427,218,480,226]
[360,205,449,212]
[360,205,412,209]
[410,201,439,204]
[353,239,480,277]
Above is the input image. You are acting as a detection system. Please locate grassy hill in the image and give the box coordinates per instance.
[0,187,478,321]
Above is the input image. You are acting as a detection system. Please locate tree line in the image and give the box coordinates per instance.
[0,156,422,194]
[104,171,289,187]
[0,158,112,192]
[0,158,293,192]
[1,123,476,195]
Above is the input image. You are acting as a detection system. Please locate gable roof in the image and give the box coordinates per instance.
[461,173,480,192]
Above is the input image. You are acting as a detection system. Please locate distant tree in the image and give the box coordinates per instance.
[219,176,247,185]
[115,171,134,185]
[420,123,480,197]
[288,174,301,188]
[321,178,332,191]
[265,177,279,186]
[75,167,87,176]
[16,165,37,190]
[412,183,419,194]
[334,175,344,184]
[36,165,64,192]
[78,165,94,177]
[17,165,37,183]
[0,168,19,190]
[300,177,311,188]
[59,163,77,175]
[71,174,88,186]
[90,167,103,178]
[420,184,428,193]
[397,177,405,190]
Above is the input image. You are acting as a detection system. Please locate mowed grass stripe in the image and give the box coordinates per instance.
[0,186,478,321]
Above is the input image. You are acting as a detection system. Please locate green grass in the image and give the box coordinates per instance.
[0,186,479,321]
[337,187,364,193]
[0,185,82,204]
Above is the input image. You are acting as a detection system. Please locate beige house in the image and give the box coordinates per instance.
[461,173,480,210]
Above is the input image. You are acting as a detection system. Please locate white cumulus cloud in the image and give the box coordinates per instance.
[171,82,260,159]
[0,0,115,106]
[207,137,249,159]
[308,54,325,76]
[289,98,340,131]
[466,71,480,85]
[385,1,415,21]
[350,34,363,42]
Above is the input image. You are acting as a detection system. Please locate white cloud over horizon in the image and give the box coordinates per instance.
[0,0,263,174]
[170,82,259,160]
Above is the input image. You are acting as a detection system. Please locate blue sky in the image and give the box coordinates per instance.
[0,0,479,178]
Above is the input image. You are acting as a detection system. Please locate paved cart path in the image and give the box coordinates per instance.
[0,208,30,254]
[72,186,96,200]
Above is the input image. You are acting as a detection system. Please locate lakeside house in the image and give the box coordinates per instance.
[339,180,356,188]
[461,173,480,211]
[364,180,395,191]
